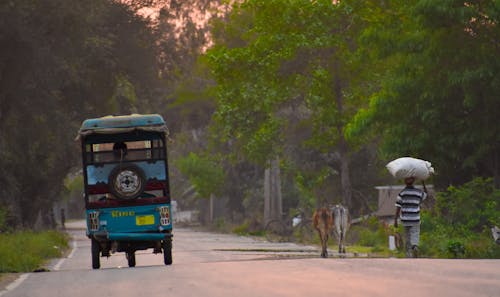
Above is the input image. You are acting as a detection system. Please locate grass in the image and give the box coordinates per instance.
[0,230,69,273]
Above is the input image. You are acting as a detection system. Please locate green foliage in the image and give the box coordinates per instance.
[0,207,7,232]
[352,216,388,247]
[434,178,500,231]
[0,230,69,272]
[64,175,83,195]
[111,74,138,109]
[243,118,283,164]
[349,0,500,186]
[232,221,265,236]
[294,167,335,207]
[214,217,226,230]
[0,0,162,228]
[345,216,402,257]
[420,178,500,258]
[357,228,384,247]
[176,153,224,198]
[205,0,388,212]
[206,0,374,161]
[446,240,466,259]
[232,222,250,235]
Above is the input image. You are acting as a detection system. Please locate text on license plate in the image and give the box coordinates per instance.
[136,215,155,226]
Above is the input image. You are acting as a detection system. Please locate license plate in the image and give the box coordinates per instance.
[136,215,155,226]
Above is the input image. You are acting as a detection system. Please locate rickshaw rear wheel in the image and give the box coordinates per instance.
[91,238,100,269]
[126,251,136,267]
[163,239,172,265]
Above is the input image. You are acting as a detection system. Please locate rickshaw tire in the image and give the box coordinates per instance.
[91,239,100,269]
[163,239,172,265]
[127,252,136,267]
[108,164,146,200]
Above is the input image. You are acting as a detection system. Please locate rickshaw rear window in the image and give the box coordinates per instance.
[84,139,164,164]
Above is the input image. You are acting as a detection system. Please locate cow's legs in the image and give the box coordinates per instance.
[338,230,343,254]
[320,232,328,258]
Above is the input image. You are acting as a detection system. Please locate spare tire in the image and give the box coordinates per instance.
[108,164,146,200]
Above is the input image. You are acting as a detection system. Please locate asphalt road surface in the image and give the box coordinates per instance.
[1,220,499,297]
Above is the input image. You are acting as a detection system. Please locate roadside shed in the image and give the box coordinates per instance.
[375,185,434,223]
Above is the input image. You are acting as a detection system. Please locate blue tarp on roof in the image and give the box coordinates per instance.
[77,114,168,139]
[80,114,165,131]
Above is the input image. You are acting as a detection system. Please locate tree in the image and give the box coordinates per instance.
[176,152,224,199]
[206,0,378,212]
[0,0,163,227]
[349,0,500,187]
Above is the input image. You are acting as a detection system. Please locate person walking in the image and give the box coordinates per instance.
[394,177,427,258]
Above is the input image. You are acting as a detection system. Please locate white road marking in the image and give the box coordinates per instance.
[53,240,78,271]
[0,273,30,296]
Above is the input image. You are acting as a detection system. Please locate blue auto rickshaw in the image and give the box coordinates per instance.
[77,114,173,269]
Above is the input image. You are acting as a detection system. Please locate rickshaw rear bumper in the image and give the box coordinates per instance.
[92,231,172,241]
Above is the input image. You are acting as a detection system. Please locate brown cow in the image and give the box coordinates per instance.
[313,207,333,258]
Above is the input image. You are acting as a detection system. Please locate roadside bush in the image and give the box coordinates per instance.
[434,177,499,231]
[0,206,7,232]
[357,228,384,247]
[232,221,250,235]
[350,216,395,255]
[214,217,226,230]
[0,230,69,272]
[421,177,500,258]
[446,240,466,258]
[232,220,265,236]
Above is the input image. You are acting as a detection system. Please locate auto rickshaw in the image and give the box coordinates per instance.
[77,114,173,269]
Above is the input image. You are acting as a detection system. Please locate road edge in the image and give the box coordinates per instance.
[0,223,81,295]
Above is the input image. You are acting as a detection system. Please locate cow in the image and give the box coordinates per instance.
[331,204,350,255]
[312,207,333,258]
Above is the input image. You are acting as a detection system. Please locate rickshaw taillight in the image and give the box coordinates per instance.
[158,206,170,226]
[88,211,100,231]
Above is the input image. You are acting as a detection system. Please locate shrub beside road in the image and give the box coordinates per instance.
[0,230,69,273]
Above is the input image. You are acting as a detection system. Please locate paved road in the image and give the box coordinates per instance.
[1,220,499,297]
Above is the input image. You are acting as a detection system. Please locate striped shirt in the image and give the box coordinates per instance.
[395,186,427,225]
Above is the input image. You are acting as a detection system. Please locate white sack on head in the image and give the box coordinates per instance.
[386,157,434,180]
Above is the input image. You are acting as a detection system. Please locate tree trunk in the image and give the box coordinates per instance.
[333,58,352,209]
[339,144,352,209]
[271,158,283,220]
[264,167,271,224]
[264,158,282,224]
[209,193,215,224]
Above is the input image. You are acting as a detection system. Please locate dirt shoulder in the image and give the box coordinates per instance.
[0,273,22,291]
